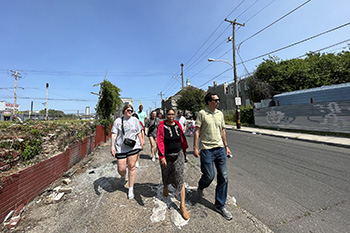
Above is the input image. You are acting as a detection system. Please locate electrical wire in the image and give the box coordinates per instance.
[239,22,350,64]
[164,0,248,87]
[199,68,232,88]
[295,39,350,58]
[238,0,312,49]
[235,0,261,20]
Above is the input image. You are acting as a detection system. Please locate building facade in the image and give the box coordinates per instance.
[161,84,205,117]
[206,78,251,112]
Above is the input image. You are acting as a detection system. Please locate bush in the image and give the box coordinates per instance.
[223,106,255,125]
[21,140,42,161]
[240,105,254,125]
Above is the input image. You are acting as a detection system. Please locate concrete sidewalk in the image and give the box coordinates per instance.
[225,125,350,148]
[12,141,272,233]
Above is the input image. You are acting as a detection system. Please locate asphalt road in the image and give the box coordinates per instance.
[187,130,350,233]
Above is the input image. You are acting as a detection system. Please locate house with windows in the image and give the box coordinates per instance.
[206,78,250,112]
[161,78,205,117]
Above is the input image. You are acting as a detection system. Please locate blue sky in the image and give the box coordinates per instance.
[1,0,349,115]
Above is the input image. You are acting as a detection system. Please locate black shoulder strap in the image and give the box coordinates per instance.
[121,117,125,135]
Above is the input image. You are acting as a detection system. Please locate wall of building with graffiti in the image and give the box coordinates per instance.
[254,83,350,133]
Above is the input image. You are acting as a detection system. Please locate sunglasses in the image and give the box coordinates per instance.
[126,109,133,112]
[167,113,175,115]
[211,98,220,102]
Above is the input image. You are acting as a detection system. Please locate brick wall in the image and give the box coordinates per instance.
[0,124,112,223]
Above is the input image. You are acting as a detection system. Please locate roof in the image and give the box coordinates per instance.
[274,82,350,97]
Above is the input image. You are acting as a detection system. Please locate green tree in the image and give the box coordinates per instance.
[39,109,65,118]
[176,87,205,118]
[250,51,350,102]
[95,79,121,127]
[246,75,275,103]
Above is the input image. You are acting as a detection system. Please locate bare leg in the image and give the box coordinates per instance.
[127,154,137,188]
[117,158,127,177]
[149,137,156,160]
[180,183,189,220]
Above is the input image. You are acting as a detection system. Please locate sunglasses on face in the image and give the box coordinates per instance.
[211,98,220,102]
[126,109,133,112]
[167,113,175,115]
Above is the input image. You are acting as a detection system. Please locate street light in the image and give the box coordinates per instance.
[208,58,241,129]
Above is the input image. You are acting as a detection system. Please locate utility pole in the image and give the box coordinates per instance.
[180,63,184,89]
[10,70,21,116]
[46,83,49,120]
[225,18,244,129]
[30,101,33,120]
[158,91,164,113]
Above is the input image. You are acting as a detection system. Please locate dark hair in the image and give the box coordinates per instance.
[205,92,217,105]
[167,109,175,114]
[132,113,139,119]
[150,111,156,117]
[122,104,133,114]
[177,110,182,114]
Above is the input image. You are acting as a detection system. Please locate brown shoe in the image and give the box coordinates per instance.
[180,207,190,220]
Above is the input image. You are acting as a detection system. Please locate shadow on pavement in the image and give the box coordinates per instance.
[93,176,128,195]
[133,182,159,206]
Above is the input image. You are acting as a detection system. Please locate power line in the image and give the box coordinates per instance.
[226,0,248,19]
[239,22,350,64]
[174,0,248,77]
[187,0,278,80]
[200,39,350,89]
[186,34,229,73]
[242,0,276,25]
[295,39,350,58]
[235,0,261,20]
[13,96,95,102]
[238,0,312,49]
[199,68,232,88]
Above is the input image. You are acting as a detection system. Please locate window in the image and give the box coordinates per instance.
[244,82,249,91]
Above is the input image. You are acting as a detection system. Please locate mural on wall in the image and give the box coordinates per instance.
[266,110,295,124]
[255,100,350,133]
[314,102,349,127]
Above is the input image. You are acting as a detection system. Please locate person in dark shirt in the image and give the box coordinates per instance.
[157,109,189,220]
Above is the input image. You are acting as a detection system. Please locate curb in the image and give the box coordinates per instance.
[225,127,350,149]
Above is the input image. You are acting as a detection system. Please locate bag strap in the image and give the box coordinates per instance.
[121,117,125,135]
[122,117,138,140]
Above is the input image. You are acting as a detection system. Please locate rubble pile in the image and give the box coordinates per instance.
[0,120,96,175]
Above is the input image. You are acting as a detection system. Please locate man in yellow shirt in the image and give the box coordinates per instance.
[193,92,233,220]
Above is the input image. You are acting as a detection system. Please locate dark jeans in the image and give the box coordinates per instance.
[198,147,228,209]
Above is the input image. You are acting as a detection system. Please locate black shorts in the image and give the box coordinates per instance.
[115,149,142,159]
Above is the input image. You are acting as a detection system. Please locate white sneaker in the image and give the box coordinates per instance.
[155,154,159,159]
[136,161,139,168]
[128,187,134,199]
[152,157,155,162]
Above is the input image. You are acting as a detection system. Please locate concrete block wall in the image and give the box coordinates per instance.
[254,100,350,133]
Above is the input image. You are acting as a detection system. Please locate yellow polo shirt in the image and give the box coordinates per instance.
[196,107,225,150]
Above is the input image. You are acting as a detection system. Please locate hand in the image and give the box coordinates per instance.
[111,146,116,157]
[225,147,232,157]
[193,148,200,158]
[160,157,167,166]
